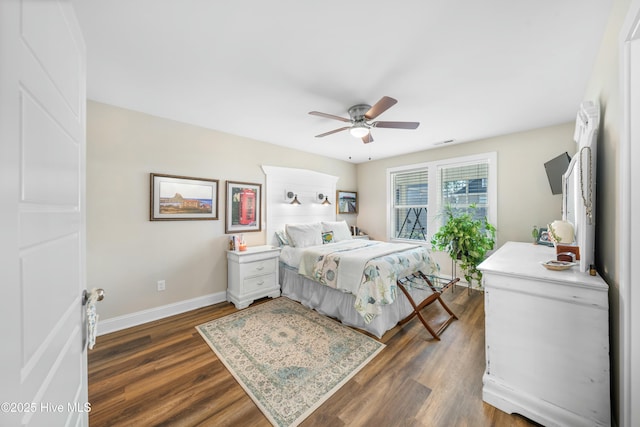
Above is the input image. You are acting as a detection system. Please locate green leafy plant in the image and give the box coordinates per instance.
[532,225,539,244]
[431,205,497,286]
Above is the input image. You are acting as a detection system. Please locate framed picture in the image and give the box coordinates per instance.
[225,181,262,233]
[337,190,358,214]
[150,173,219,221]
[537,227,554,246]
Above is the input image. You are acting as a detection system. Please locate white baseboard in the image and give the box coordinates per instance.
[97,291,227,336]
[453,280,483,292]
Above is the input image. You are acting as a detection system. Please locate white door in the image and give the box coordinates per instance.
[0,1,89,426]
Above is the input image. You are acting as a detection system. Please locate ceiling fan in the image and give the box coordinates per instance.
[309,96,420,144]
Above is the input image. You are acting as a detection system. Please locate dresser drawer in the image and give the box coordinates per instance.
[243,273,276,293]
[240,259,276,277]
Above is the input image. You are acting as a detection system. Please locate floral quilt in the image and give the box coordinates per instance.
[298,241,440,323]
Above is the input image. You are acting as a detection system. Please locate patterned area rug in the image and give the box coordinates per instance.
[196,297,385,427]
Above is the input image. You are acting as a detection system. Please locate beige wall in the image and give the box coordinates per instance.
[87,101,356,321]
[355,122,577,249]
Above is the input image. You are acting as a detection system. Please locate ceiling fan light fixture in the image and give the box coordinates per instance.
[309,96,419,143]
[349,124,369,138]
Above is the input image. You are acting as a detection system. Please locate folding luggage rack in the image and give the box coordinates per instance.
[396,271,459,340]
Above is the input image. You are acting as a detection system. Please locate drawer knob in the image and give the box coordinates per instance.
[257,280,264,286]
[256,266,265,270]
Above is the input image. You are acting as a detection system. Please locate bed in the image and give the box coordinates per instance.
[277,221,457,338]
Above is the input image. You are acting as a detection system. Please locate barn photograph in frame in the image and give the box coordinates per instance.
[225,181,262,233]
[150,173,219,221]
[337,190,358,214]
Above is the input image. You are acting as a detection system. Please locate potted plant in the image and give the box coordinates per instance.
[431,204,496,286]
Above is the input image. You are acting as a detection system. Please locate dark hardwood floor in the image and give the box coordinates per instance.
[88,288,538,426]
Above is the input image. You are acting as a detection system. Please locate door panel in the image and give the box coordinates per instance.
[21,91,80,205]
[1,1,87,426]
[21,0,83,116]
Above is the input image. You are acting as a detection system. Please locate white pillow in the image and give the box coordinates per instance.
[285,223,323,248]
[321,221,352,242]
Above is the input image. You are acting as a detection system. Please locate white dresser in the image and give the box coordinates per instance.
[227,245,281,309]
[478,241,610,427]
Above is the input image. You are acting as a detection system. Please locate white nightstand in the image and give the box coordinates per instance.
[227,245,281,309]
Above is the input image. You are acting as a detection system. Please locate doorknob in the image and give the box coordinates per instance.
[82,288,105,305]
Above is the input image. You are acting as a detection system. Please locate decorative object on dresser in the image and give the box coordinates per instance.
[149,173,219,221]
[531,225,539,244]
[478,241,610,427]
[336,190,358,214]
[196,297,385,427]
[227,245,280,309]
[556,243,580,263]
[225,181,262,233]
[430,204,496,286]
[536,227,553,246]
[547,218,575,245]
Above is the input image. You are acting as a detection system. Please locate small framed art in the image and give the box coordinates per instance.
[337,190,358,214]
[225,181,262,233]
[537,227,554,247]
[150,174,218,221]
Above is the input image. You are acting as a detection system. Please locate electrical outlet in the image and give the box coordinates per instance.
[157,280,166,291]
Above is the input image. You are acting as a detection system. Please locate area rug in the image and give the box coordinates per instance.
[196,297,385,427]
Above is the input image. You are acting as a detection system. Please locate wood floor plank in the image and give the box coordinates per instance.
[88,288,539,426]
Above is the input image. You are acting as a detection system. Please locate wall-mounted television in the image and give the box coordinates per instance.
[544,152,571,195]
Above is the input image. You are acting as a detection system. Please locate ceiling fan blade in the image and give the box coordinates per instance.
[315,126,350,138]
[364,96,397,120]
[309,111,351,123]
[374,121,420,129]
[362,133,374,144]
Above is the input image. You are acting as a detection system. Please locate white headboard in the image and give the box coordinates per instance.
[262,165,339,246]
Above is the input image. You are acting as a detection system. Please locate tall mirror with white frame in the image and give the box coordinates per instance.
[563,101,599,272]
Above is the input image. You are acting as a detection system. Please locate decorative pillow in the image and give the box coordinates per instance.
[285,223,323,248]
[321,221,352,242]
[322,231,334,244]
[275,230,290,246]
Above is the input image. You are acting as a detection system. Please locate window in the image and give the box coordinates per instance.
[392,169,428,240]
[439,162,489,222]
[388,153,497,243]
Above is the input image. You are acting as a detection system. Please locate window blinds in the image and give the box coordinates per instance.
[393,169,429,240]
[394,169,428,206]
[440,162,489,219]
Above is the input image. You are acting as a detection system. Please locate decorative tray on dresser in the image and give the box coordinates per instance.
[478,241,610,427]
[227,245,281,309]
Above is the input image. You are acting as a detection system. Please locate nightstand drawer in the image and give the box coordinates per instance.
[241,259,276,277]
[243,273,276,293]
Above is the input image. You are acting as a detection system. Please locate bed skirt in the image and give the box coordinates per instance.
[280,263,419,338]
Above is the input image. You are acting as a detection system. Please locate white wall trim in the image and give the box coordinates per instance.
[96,291,227,336]
[619,1,640,426]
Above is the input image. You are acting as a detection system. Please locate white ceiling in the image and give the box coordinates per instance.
[72,0,613,163]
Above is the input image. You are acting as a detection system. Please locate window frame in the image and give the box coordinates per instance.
[386,152,497,244]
